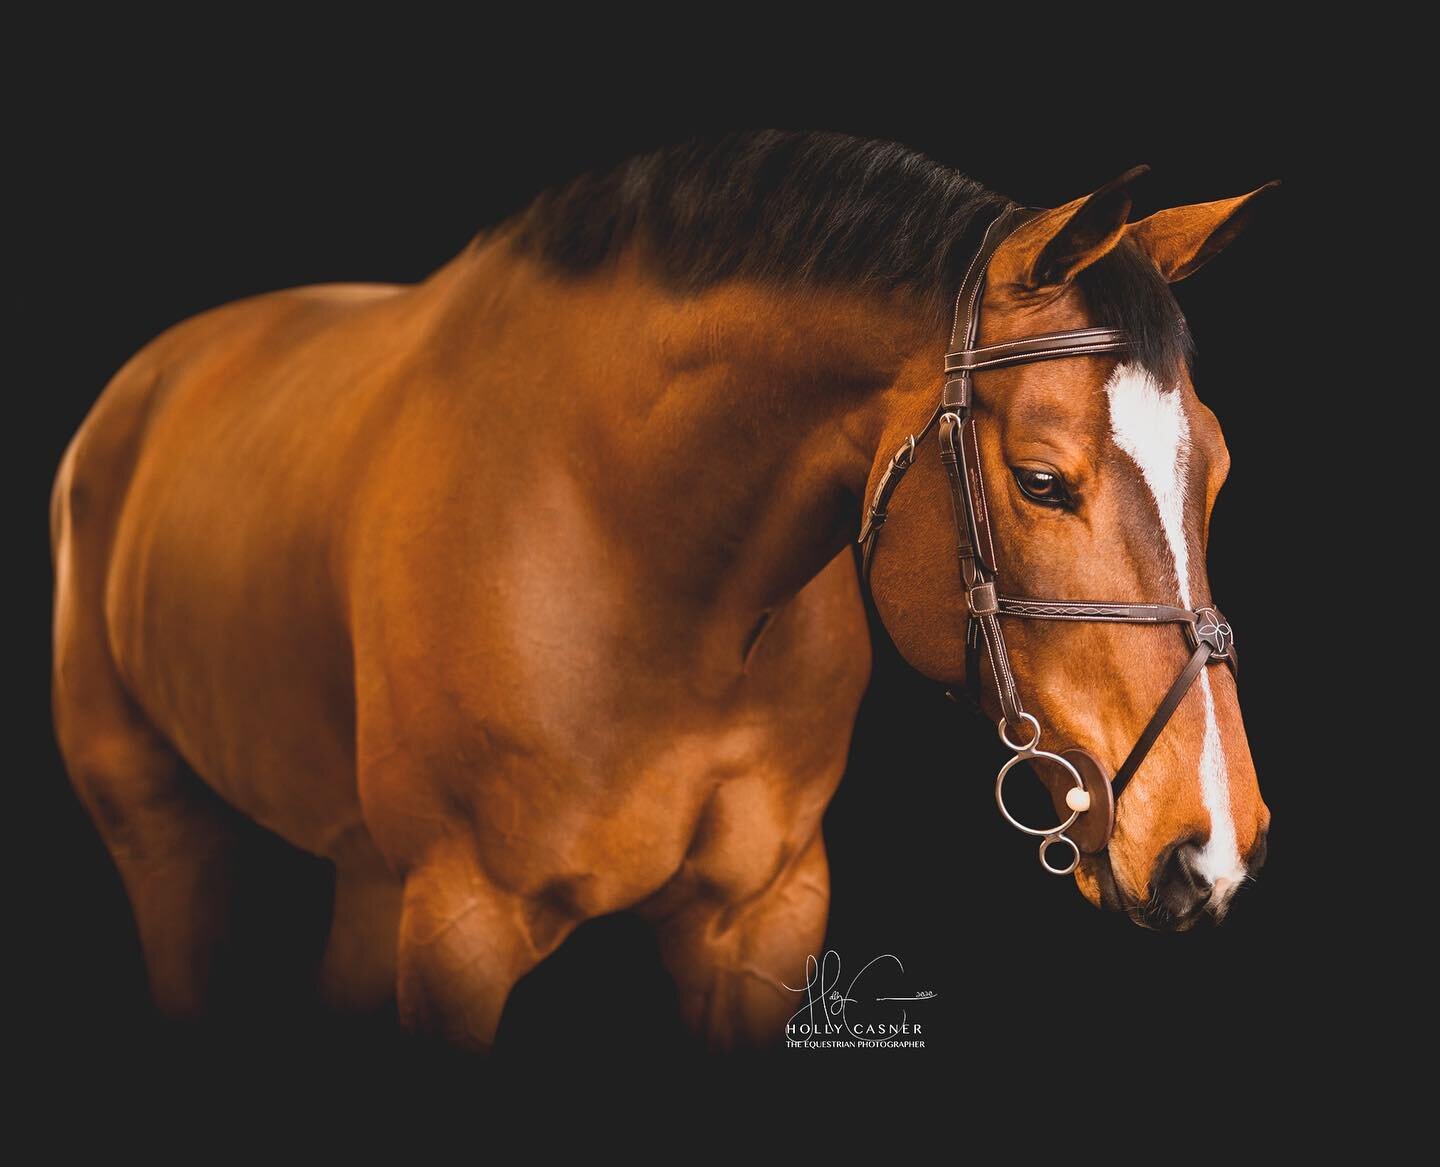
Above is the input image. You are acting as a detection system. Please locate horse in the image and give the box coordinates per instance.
[50,131,1274,1051]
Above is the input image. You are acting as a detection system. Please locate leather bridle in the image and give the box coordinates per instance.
[858,207,1237,875]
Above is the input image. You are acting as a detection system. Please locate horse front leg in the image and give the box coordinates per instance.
[394,834,576,1053]
[641,830,831,1051]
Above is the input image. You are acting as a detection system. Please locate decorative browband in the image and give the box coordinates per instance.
[993,598,1194,624]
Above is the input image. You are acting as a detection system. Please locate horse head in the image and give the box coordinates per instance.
[865,173,1275,929]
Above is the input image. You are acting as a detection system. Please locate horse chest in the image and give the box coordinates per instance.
[357,550,869,912]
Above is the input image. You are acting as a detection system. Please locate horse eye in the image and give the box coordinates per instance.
[1012,467,1072,507]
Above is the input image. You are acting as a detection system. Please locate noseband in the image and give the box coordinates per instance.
[858,208,1238,875]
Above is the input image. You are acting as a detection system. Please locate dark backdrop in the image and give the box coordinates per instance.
[21,55,1351,1101]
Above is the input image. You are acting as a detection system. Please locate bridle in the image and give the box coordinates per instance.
[857,207,1237,876]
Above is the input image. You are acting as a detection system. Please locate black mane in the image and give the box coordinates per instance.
[507,130,1191,383]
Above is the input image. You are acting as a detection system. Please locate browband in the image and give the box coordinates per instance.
[944,327,1130,373]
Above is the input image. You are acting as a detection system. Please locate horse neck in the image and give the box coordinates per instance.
[432,243,935,621]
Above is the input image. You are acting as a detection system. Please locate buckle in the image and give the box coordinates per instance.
[892,434,916,470]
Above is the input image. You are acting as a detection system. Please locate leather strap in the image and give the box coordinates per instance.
[976,613,1026,727]
[937,414,975,586]
[995,597,1197,625]
[858,208,1032,580]
[945,327,1130,373]
[1109,639,1214,799]
[948,207,1037,349]
[857,434,916,576]
[939,411,1026,727]
[959,415,998,578]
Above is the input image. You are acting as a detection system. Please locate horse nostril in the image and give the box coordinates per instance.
[1149,842,1213,926]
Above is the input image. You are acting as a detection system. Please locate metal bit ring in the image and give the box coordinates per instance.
[1039,834,1080,875]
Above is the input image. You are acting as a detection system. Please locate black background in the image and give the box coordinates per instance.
[20,43,1360,1105]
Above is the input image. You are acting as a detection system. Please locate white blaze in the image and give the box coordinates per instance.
[1105,364,1242,888]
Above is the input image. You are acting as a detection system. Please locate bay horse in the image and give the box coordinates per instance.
[51,131,1273,1051]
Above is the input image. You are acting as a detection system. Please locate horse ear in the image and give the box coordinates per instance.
[988,166,1149,292]
[1126,182,1280,282]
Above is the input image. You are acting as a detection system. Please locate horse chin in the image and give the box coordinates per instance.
[1076,851,1126,913]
